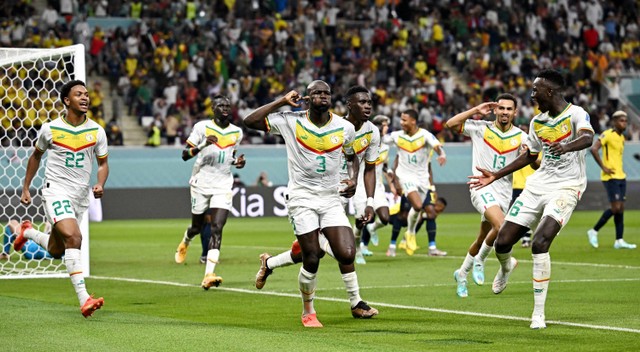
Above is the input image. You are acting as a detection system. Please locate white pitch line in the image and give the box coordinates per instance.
[233,248,640,270]
[92,275,640,334]
[309,277,640,291]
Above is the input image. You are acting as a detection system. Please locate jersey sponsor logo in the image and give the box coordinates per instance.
[482,128,522,155]
[51,126,98,152]
[295,120,344,154]
[205,125,240,149]
[397,134,425,153]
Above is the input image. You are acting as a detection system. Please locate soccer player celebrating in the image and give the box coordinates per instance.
[587,110,635,249]
[338,86,379,265]
[254,87,380,317]
[386,109,447,256]
[244,81,378,327]
[360,115,393,257]
[445,94,526,298]
[469,69,594,329]
[15,80,109,318]
[174,95,245,290]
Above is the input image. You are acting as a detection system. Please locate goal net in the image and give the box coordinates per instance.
[0,44,90,279]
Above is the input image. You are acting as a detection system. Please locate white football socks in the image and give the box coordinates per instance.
[532,252,551,316]
[266,250,295,270]
[476,241,493,262]
[459,253,475,279]
[24,227,50,249]
[341,271,362,307]
[205,249,220,274]
[299,267,317,315]
[65,248,90,306]
[406,208,419,234]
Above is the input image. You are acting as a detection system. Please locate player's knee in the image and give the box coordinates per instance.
[334,246,356,264]
[378,214,389,225]
[211,222,225,235]
[531,238,550,254]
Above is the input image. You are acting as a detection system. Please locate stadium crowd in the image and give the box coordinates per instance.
[1,0,640,147]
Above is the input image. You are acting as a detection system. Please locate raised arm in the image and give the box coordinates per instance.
[243,90,303,131]
[444,102,498,133]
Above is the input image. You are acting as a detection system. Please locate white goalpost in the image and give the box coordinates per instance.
[0,44,91,279]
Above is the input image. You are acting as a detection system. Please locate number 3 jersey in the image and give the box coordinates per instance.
[462,120,526,198]
[266,110,355,196]
[35,116,108,191]
[187,119,243,193]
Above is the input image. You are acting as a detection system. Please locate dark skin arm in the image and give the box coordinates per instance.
[93,156,109,198]
[360,162,376,223]
[182,135,218,161]
[20,148,44,205]
[340,153,359,198]
[590,138,614,175]
[470,130,594,189]
[243,90,303,131]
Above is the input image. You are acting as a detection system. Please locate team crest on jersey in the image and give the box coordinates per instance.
[353,130,372,155]
[555,198,567,209]
[205,125,240,149]
[533,116,572,144]
[295,120,344,154]
[51,126,98,152]
[397,135,425,153]
[482,128,522,155]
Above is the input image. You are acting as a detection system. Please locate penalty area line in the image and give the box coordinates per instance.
[92,275,640,334]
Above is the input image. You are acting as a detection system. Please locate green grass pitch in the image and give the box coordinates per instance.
[1,210,639,351]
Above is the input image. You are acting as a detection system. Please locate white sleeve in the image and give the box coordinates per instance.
[265,112,286,135]
[574,107,595,133]
[35,123,51,152]
[95,127,109,158]
[186,122,204,147]
[364,127,380,164]
[525,118,543,153]
[343,123,356,156]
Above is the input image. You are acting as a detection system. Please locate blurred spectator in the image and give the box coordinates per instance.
[255,172,273,187]
[164,114,180,146]
[2,0,639,148]
[106,118,124,146]
[233,173,245,188]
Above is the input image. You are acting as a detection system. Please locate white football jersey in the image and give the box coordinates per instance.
[266,110,355,196]
[525,103,594,193]
[339,119,381,184]
[388,128,441,186]
[35,116,108,191]
[463,120,526,199]
[186,119,243,192]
